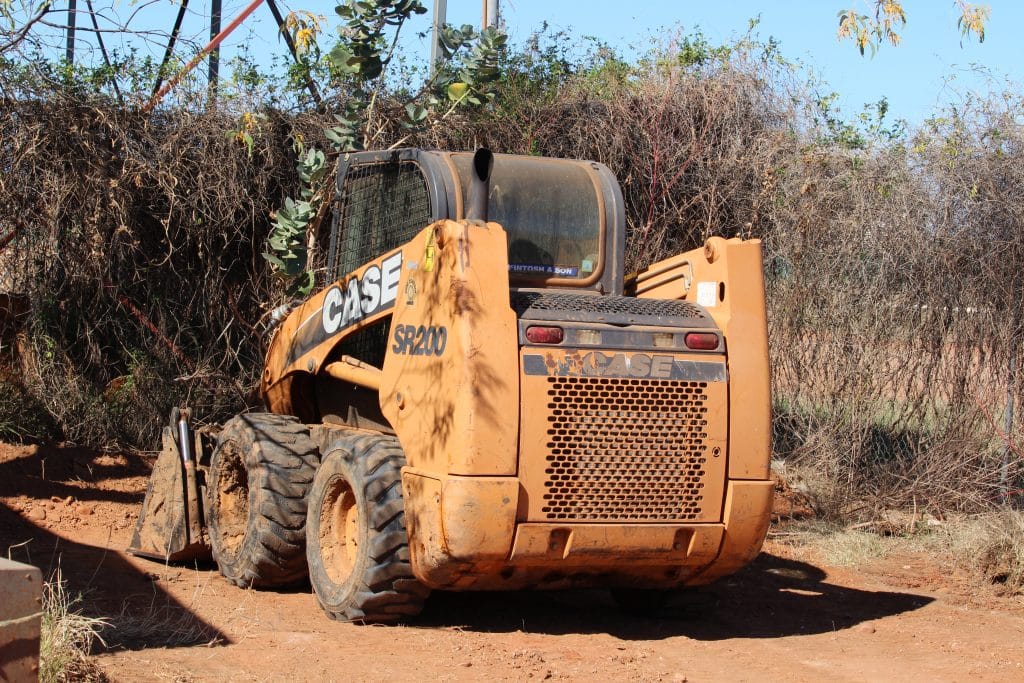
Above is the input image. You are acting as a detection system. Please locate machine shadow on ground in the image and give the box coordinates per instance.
[415,552,934,640]
[0,446,230,652]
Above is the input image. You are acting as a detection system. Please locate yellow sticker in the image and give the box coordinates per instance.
[423,242,435,272]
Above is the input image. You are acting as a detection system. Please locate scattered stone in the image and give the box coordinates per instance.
[64,495,73,505]
[27,507,46,521]
[857,622,877,634]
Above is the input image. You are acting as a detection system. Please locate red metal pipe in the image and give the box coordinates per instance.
[142,0,265,113]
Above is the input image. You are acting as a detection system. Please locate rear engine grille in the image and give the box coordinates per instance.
[542,376,710,521]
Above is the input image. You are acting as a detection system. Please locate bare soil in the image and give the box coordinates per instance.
[2,441,1022,682]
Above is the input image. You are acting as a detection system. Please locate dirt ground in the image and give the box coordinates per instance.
[2,441,1022,683]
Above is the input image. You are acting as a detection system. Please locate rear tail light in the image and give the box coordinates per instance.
[526,325,564,344]
[684,332,719,350]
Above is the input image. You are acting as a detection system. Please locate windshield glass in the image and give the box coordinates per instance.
[452,155,602,281]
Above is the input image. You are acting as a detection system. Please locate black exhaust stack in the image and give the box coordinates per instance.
[466,148,494,222]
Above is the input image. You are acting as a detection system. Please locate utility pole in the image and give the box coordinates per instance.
[483,0,498,29]
[208,0,222,99]
[429,0,447,79]
[65,0,77,64]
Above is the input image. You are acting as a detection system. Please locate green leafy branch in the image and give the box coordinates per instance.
[264,145,326,296]
[263,0,507,296]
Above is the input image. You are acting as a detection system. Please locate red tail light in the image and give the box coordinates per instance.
[684,332,719,350]
[526,326,564,344]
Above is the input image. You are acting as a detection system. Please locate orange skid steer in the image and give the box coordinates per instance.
[129,149,773,622]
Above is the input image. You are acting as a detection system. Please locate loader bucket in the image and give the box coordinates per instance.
[128,426,211,562]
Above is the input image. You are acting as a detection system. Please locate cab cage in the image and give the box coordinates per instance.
[316,148,627,296]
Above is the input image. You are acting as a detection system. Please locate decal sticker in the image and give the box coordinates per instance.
[404,279,417,306]
[423,231,436,272]
[392,324,448,357]
[509,264,579,277]
[696,281,718,308]
[321,252,403,335]
[523,351,726,382]
[284,250,404,367]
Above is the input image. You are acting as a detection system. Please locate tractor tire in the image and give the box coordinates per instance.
[207,413,319,588]
[306,430,429,623]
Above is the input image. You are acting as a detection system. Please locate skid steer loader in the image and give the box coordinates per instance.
[129,148,772,622]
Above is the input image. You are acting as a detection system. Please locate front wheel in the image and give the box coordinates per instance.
[306,430,429,623]
[206,413,318,588]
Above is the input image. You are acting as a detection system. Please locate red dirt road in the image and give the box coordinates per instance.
[2,442,1022,682]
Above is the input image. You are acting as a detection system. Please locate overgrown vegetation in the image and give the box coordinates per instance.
[0,23,1021,522]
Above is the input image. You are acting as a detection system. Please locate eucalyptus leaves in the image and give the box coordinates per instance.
[264,0,507,295]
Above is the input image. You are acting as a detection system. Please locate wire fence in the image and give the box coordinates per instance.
[1,49,1021,516]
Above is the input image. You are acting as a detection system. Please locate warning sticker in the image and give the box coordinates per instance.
[696,281,718,308]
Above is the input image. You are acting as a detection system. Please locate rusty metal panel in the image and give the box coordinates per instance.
[0,558,42,683]
[518,348,728,524]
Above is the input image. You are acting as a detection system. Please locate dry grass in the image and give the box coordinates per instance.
[951,511,1024,595]
[39,570,109,683]
[110,600,221,649]
[776,510,1024,596]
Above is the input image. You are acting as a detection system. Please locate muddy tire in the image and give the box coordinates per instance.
[306,430,429,623]
[207,413,318,588]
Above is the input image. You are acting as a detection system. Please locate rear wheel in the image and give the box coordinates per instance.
[306,430,429,623]
[207,413,318,588]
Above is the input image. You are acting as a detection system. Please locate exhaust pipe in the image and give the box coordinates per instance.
[466,148,493,222]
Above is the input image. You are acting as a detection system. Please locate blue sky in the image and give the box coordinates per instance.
[472,0,1022,123]
[75,1,1024,124]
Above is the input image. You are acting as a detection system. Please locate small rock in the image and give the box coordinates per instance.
[79,505,94,516]
[50,496,61,503]
[64,496,73,505]
[28,508,46,521]
[461,662,472,668]
[857,622,877,634]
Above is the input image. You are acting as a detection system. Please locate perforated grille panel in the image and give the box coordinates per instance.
[540,375,713,522]
[512,291,707,326]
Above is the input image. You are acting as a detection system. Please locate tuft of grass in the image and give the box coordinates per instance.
[111,601,220,649]
[949,510,1024,596]
[39,570,109,683]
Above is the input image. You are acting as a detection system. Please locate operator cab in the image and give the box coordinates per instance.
[318,148,625,296]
